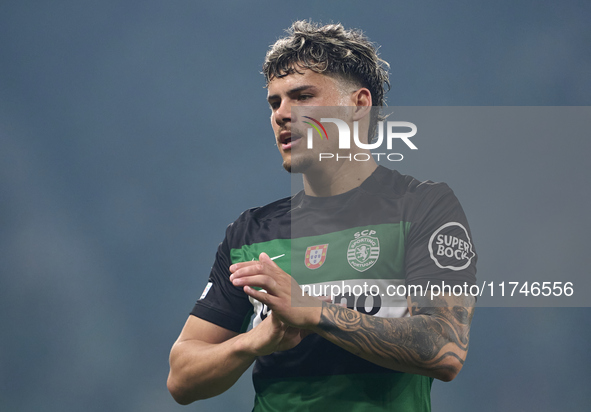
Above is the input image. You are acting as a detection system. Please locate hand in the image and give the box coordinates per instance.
[239,312,312,357]
[229,253,322,329]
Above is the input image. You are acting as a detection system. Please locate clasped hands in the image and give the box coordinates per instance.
[229,252,323,329]
[229,253,324,355]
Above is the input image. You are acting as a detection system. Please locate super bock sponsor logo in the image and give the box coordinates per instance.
[428,222,475,271]
[347,229,380,272]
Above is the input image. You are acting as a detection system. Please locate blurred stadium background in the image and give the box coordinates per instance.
[1,1,590,411]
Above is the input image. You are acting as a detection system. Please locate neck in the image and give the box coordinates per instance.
[302,155,378,197]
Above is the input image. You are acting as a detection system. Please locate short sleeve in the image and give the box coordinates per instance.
[405,184,477,288]
[190,223,254,333]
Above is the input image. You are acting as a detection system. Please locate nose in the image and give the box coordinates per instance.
[274,99,291,126]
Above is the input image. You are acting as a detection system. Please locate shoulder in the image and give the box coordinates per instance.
[232,195,293,226]
[224,195,294,248]
[370,166,455,203]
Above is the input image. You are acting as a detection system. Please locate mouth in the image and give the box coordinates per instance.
[279,130,302,150]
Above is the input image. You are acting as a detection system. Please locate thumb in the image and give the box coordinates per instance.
[259,252,276,267]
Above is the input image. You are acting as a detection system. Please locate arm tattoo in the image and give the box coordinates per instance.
[318,295,474,378]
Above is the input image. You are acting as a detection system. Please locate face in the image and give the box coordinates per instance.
[267,69,355,173]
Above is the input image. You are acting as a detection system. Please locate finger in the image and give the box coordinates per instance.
[259,252,280,270]
[229,260,261,273]
[231,254,281,281]
[230,262,267,280]
[243,285,275,306]
[261,253,303,292]
[229,252,277,274]
[231,274,276,292]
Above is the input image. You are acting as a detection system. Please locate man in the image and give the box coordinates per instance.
[168,21,477,411]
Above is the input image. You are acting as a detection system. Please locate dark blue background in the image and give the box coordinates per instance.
[1,1,590,411]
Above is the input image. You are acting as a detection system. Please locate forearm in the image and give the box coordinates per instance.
[229,256,474,381]
[311,296,474,381]
[167,334,256,404]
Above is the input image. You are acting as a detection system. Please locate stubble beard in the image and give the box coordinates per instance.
[282,151,314,174]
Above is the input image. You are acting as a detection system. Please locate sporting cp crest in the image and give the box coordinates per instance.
[304,244,329,269]
[347,234,380,272]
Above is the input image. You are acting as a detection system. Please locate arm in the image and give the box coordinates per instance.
[167,316,248,404]
[314,293,475,382]
[230,253,475,382]
[167,313,307,404]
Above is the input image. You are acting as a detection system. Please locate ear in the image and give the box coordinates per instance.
[351,88,372,121]
[352,87,372,107]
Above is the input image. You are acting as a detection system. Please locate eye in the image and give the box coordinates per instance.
[269,101,280,110]
[298,94,313,101]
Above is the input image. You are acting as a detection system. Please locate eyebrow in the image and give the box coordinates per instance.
[267,85,318,102]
